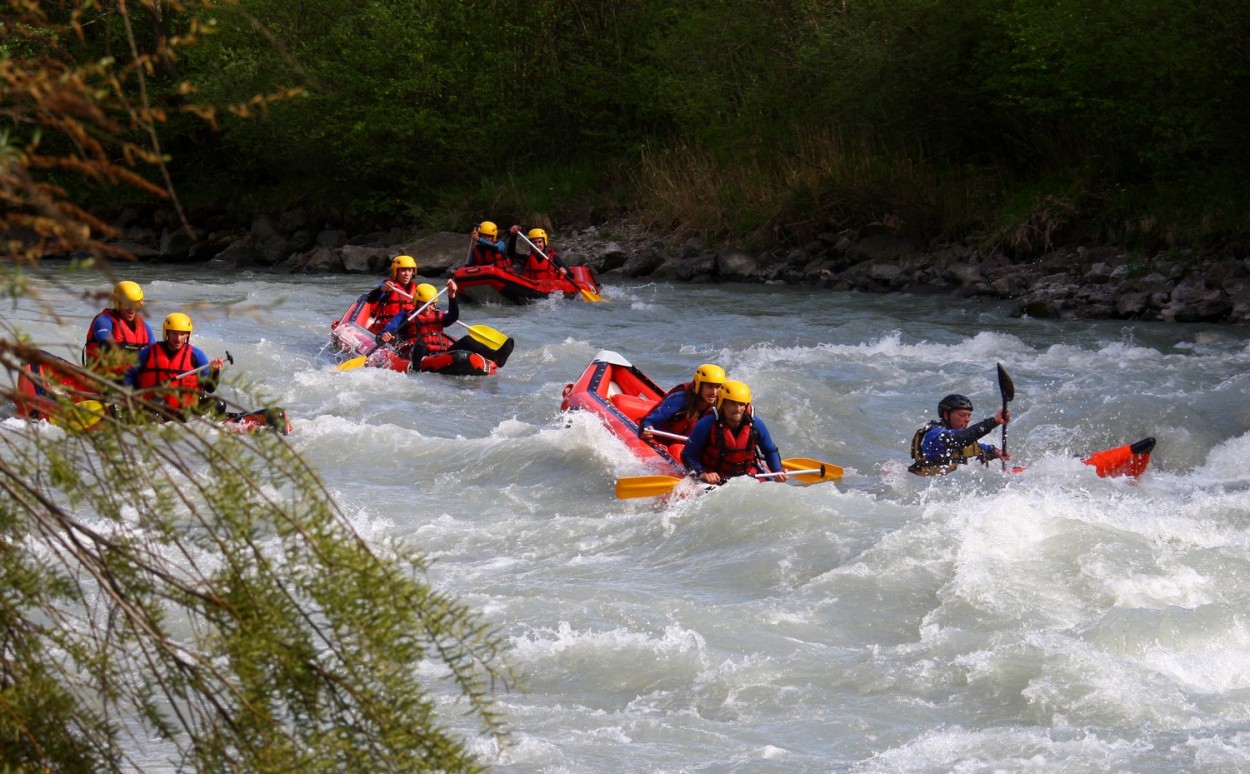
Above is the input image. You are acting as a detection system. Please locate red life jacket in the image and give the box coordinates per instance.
[84,309,152,374]
[653,381,708,437]
[470,243,512,270]
[523,245,562,281]
[134,343,198,410]
[369,281,416,333]
[398,309,451,355]
[699,412,761,478]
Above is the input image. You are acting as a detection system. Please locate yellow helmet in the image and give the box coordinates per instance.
[390,255,417,278]
[527,228,548,242]
[163,312,193,337]
[478,221,499,239]
[112,280,144,310]
[692,363,726,392]
[717,379,752,408]
[415,283,439,304]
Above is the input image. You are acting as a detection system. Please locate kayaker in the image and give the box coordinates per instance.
[364,255,419,333]
[83,280,154,378]
[639,363,725,442]
[908,393,1011,476]
[376,280,460,365]
[467,221,512,271]
[124,312,226,416]
[507,225,567,281]
[681,380,788,485]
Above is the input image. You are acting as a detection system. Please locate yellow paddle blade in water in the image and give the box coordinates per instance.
[336,356,369,371]
[50,400,107,431]
[781,457,843,482]
[614,474,685,499]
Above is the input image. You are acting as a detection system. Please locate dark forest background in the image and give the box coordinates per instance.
[18,0,1250,255]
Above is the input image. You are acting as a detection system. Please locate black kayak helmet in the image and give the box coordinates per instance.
[938,393,974,419]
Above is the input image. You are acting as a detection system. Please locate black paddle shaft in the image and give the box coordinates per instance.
[996,363,1014,470]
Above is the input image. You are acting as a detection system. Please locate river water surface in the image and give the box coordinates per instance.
[7,267,1250,772]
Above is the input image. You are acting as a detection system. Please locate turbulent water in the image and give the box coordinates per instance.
[8,266,1250,773]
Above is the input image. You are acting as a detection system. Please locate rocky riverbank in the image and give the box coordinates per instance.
[108,207,1250,324]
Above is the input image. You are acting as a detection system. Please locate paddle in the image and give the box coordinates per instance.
[615,463,838,499]
[174,350,233,380]
[997,362,1014,471]
[403,285,510,352]
[517,232,603,302]
[643,428,843,482]
[49,399,107,432]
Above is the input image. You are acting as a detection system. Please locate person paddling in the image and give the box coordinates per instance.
[364,255,419,333]
[507,225,568,281]
[124,313,227,418]
[639,363,725,447]
[681,380,788,485]
[84,280,154,378]
[467,221,512,271]
[376,280,460,366]
[908,393,1011,476]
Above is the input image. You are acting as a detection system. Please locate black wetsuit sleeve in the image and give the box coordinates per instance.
[945,417,999,449]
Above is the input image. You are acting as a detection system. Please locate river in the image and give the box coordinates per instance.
[7,266,1250,772]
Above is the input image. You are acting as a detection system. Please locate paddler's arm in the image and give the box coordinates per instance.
[753,418,788,482]
[682,415,722,483]
[639,391,685,439]
[122,345,152,388]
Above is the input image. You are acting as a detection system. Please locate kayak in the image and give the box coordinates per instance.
[453,265,601,305]
[13,350,291,434]
[329,295,499,375]
[560,350,684,476]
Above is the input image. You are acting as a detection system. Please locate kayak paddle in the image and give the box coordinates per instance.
[997,363,1014,471]
[517,232,604,302]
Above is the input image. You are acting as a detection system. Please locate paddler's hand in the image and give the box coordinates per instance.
[996,407,1011,425]
[509,224,521,235]
[997,447,1011,462]
[379,332,394,344]
[209,357,226,371]
[771,472,789,483]
[446,278,457,298]
[639,426,654,441]
[698,471,723,485]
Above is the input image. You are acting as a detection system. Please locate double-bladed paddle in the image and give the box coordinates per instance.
[517,232,604,302]
[997,362,1015,471]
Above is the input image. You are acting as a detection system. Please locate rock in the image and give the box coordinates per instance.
[717,249,758,281]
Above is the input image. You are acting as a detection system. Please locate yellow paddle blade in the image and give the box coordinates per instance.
[51,400,107,431]
[781,457,843,482]
[337,356,368,371]
[578,286,604,303]
[456,321,510,351]
[615,474,685,499]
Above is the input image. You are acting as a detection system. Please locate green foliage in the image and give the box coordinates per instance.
[0,340,511,771]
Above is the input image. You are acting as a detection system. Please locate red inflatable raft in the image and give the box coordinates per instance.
[329,294,498,376]
[560,350,685,476]
[13,350,290,433]
[453,265,600,305]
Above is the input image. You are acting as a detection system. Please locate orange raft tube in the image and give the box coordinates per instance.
[561,350,685,477]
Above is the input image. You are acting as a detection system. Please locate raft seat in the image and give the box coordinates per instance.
[610,393,656,423]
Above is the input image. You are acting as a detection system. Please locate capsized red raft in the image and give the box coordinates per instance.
[560,350,684,476]
[453,265,600,305]
[329,294,497,376]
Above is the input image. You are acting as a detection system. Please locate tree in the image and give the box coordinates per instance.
[0,3,511,770]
